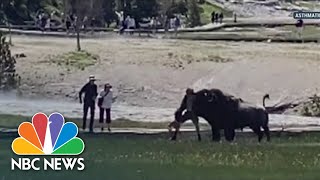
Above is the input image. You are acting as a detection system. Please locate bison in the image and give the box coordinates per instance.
[170,88,270,142]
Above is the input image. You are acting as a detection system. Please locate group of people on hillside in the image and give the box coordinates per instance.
[36,11,52,31]
[79,75,116,133]
[116,11,136,34]
[64,14,96,34]
[35,10,184,35]
[64,14,78,33]
[211,11,224,24]
[115,11,181,35]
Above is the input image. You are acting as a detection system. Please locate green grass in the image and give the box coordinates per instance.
[1,132,320,180]
[199,2,231,25]
[45,50,99,71]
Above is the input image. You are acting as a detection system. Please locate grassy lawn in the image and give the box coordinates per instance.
[41,50,99,71]
[1,132,320,180]
[199,2,231,25]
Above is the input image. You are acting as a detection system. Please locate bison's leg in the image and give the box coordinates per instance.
[194,121,201,141]
[211,126,221,142]
[191,113,201,141]
[251,126,263,142]
[262,125,270,142]
[224,128,235,142]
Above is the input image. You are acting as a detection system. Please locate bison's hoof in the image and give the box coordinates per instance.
[170,137,177,141]
[212,138,221,142]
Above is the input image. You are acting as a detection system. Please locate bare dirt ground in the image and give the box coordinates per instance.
[11,35,320,106]
[2,34,320,125]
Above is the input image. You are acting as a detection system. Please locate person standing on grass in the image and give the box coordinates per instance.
[98,83,116,132]
[151,17,157,34]
[219,13,224,24]
[66,15,71,34]
[295,19,304,39]
[115,11,125,34]
[128,16,136,35]
[40,13,47,32]
[215,13,219,24]
[79,75,98,133]
[174,16,181,37]
[211,11,215,24]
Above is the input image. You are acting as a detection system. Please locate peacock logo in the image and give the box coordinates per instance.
[12,112,85,155]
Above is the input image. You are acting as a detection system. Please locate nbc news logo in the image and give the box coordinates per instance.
[293,11,320,19]
[11,113,85,171]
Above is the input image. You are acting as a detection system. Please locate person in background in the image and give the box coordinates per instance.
[115,11,124,30]
[174,15,181,37]
[115,11,125,34]
[151,17,157,34]
[295,19,304,39]
[211,11,215,24]
[45,15,51,31]
[40,13,47,32]
[90,17,96,34]
[82,16,88,32]
[128,16,136,35]
[70,14,77,33]
[98,83,116,132]
[79,75,98,133]
[65,15,71,34]
[170,17,175,29]
[219,13,224,24]
[215,13,219,24]
[37,12,42,28]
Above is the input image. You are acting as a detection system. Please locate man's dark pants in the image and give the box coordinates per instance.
[83,100,95,131]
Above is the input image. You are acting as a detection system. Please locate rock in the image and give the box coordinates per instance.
[15,53,27,58]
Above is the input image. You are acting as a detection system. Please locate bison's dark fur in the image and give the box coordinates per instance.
[172,89,270,142]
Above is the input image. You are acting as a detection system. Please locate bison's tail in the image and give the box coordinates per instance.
[262,94,270,108]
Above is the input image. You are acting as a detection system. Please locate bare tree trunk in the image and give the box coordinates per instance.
[76,21,81,51]
[8,23,12,46]
[76,31,81,51]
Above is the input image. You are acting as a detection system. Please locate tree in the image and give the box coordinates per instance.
[130,0,159,20]
[102,0,116,27]
[188,0,201,27]
[0,33,19,90]
[0,0,63,25]
[65,0,92,51]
